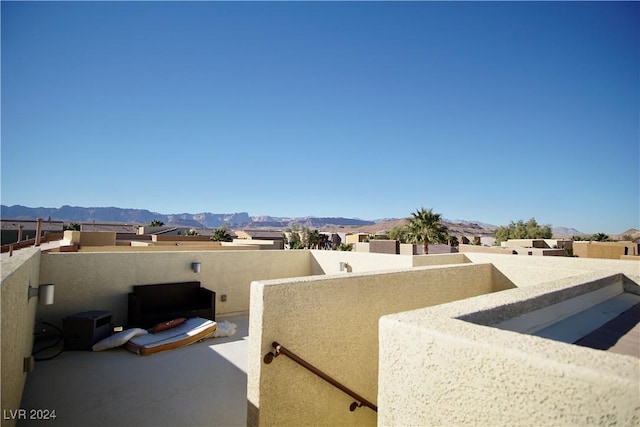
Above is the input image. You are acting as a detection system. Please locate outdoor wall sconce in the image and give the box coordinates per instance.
[339,262,350,272]
[191,262,201,273]
[28,283,55,305]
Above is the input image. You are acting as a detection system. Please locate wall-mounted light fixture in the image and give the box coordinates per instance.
[339,262,349,272]
[28,283,55,305]
[191,262,201,273]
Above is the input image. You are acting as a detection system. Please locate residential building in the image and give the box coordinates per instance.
[574,240,640,260]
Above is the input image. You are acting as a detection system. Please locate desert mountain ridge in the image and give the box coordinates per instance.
[0,204,620,238]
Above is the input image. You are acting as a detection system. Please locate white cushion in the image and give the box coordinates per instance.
[92,328,148,351]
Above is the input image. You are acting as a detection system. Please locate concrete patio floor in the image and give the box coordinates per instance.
[19,313,249,427]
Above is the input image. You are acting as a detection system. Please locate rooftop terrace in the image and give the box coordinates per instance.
[2,247,639,426]
[19,313,249,427]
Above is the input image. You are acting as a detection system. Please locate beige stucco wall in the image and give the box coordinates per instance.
[151,234,212,242]
[346,234,368,244]
[574,241,639,259]
[501,238,548,248]
[459,244,516,254]
[309,251,470,276]
[378,272,640,426]
[411,252,469,267]
[38,250,311,328]
[1,248,41,427]
[464,252,640,287]
[309,250,413,275]
[63,230,116,247]
[399,243,417,255]
[248,262,510,427]
[71,243,257,252]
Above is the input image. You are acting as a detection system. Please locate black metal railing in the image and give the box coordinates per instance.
[263,341,378,413]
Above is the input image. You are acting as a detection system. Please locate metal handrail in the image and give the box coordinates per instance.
[263,341,378,413]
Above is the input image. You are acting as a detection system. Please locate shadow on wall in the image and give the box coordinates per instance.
[491,265,518,292]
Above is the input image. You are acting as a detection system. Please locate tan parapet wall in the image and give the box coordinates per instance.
[501,239,548,248]
[354,242,370,252]
[1,248,41,427]
[38,250,312,327]
[399,243,417,255]
[63,230,116,247]
[411,252,469,267]
[151,235,212,242]
[309,249,413,274]
[378,272,640,426]
[574,241,639,259]
[464,252,640,286]
[65,244,256,252]
[247,262,511,427]
[345,233,368,244]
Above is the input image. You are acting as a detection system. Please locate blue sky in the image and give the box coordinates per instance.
[2,1,638,234]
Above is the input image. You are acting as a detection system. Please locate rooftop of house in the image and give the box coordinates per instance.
[0,219,64,231]
[2,246,639,426]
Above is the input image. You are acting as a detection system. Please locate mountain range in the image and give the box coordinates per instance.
[0,204,376,229]
[0,204,594,238]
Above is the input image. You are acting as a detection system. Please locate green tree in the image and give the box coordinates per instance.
[406,207,449,255]
[284,227,306,249]
[590,233,610,242]
[210,226,233,242]
[306,229,324,249]
[185,228,198,236]
[388,225,410,243]
[494,218,552,245]
[149,219,164,227]
[337,243,353,251]
[63,222,81,231]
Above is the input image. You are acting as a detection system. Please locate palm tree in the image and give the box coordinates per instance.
[406,207,448,255]
[149,219,164,227]
[306,229,323,249]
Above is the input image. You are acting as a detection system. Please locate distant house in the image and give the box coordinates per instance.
[345,233,369,244]
[574,241,639,260]
[235,230,285,250]
[1,219,64,245]
[77,222,138,233]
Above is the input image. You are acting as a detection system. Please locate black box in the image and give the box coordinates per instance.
[63,310,112,350]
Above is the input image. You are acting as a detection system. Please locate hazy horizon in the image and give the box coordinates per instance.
[3,203,634,235]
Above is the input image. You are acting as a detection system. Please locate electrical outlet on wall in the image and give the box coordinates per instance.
[221,294,227,302]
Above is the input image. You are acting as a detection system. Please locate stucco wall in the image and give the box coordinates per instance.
[309,251,470,276]
[573,241,639,259]
[411,252,469,267]
[464,252,640,287]
[345,234,368,244]
[368,240,399,254]
[378,272,640,426]
[64,230,116,247]
[1,248,41,427]
[399,243,417,255]
[248,262,509,427]
[309,250,413,275]
[72,243,256,251]
[38,250,311,328]
[459,244,516,254]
